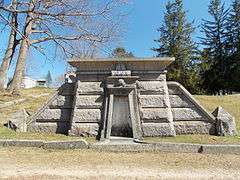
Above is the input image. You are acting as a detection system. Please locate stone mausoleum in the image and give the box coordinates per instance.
[29,58,237,141]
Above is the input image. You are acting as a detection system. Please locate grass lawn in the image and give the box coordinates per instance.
[0,88,239,144]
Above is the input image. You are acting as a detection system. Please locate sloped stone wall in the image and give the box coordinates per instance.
[28,83,75,134]
[168,82,216,135]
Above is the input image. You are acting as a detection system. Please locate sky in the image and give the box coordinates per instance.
[0,0,232,81]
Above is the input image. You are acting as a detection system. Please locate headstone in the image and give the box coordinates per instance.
[212,106,238,136]
[4,109,29,132]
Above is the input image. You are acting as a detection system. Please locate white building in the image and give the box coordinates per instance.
[21,76,37,89]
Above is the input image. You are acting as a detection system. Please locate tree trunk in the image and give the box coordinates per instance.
[8,1,34,95]
[7,39,29,95]
[0,0,18,90]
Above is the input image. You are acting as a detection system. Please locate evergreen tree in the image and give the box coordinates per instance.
[46,71,52,88]
[112,47,134,58]
[200,0,229,94]
[226,0,240,92]
[153,0,200,93]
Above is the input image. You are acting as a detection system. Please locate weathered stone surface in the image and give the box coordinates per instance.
[141,108,169,122]
[142,123,176,137]
[172,108,205,121]
[28,122,70,134]
[133,73,166,81]
[168,86,181,95]
[37,109,72,121]
[4,109,29,132]
[174,121,215,135]
[75,95,103,108]
[43,140,88,149]
[201,144,240,155]
[49,95,73,109]
[70,123,99,137]
[3,140,44,147]
[169,95,193,108]
[213,106,237,136]
[91,143,200,153]
[59,83,75,96]
[139,95,166,108]
[137,81,165,94]
[78,82,103,94]
[72,109,101,122]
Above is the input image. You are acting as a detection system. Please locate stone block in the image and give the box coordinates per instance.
[59,83,75,96]
[43,140,88,150]
[49,95,73,109]
[172,108,205,121]
[154,143,201,153]
[70,123,99,137]
[137,81,165,94]
[3,140,44,148]
[4,109,28,132]
[213,106,238,136]
[78,82,103,94]
[201,145,240,155]
[75,95,103,108]
[28,122,70,134]
[174,121,215,135]
[36,109,72,121]
[169,95,193,108]
[141,108,169,122]
[133,73,166,81]
[139,95,166,108]
[73,109,101,122]
[168,86,181,95]
[142,123,176,137]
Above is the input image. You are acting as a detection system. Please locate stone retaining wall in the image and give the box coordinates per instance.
[28,83,75,134]
[0,139,239,155]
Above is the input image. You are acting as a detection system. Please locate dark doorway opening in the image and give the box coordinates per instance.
[110,96,133,138]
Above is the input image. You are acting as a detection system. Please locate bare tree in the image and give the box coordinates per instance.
[0,0,129,95]
[0,0,19,90]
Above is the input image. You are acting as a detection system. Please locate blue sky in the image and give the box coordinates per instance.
[0,0,232,80]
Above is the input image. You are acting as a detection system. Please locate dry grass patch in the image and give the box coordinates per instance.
[0,125,85,141]
[195,94,240,130]
[0,147,240,179]
[0,87,55,124]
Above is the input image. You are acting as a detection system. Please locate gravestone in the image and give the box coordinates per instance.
[29,58,232,141]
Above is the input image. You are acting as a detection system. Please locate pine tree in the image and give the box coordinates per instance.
[153,0,199,93]
[46,71,52,88]
[226,0,240,92]
[112,47,134,58]
[200,0,229,94]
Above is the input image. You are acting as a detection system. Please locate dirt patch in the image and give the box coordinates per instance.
[1,165,240,179]
[0,147,239,179]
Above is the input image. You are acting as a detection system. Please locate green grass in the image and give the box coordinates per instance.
[0,88,240,144]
